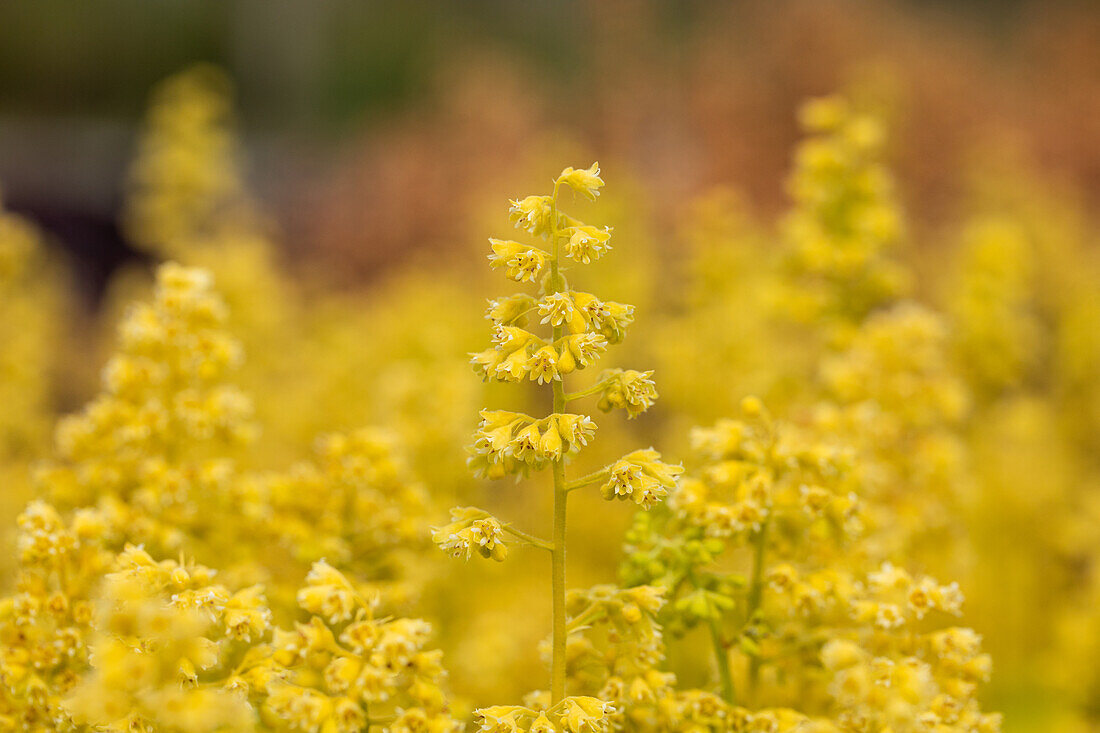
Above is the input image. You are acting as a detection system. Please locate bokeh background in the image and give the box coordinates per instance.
[2,1,1099,731]
[5,0,1100,306]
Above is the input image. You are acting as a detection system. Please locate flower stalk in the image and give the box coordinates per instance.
[549,182,569,704]
[436,163,682,719]
[708,615,735,704]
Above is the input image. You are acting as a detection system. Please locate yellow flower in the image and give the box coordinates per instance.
[296,560,362,623]
[475,705,530,733]
[222,585,271,642]
[487,293,537,327]
[539,292,584,332]
[558,696,614,733]
[539,423,565,461]
[529,346,562,385]
[470,517,509,562]
[596,369,658,419]
[558,333,608,373]
[550,414,598,455]
[600,449,683,509]
[563,225,612,264]
[557,163,605,202]
[529,712,557,733]
[432,507,510,562]
[489,238,550,282]
[508,195,556,237]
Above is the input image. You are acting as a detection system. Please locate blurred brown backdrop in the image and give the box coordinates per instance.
[2,0,1099,290]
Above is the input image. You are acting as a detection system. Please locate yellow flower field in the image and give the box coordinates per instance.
[1,41,1099,733]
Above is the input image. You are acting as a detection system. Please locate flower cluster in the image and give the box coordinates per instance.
[598,449,683,509]
[594,370,657,419]
[252,428,431,595]
[30,261,437,630]
[822,622,998,733]
[847,562,964,628]
[472,310,632,385]
[0,254,473,731]
[0,191,60,466]
[669,399,859,542]
[557,584,670,722]
[468,410,597,479]
[474,696,616,733]
[781,95,910,326]
[810,302,973,569]
[432,507,510,562]
[0,502,109,729]
[613,96,1008,730]
[0,496,463,732]
[620,370,1007,733]
[257,561,461,733]
[474,170,634,389]
[63,556,260,732]
[946,218,1044,399]
[819,303,969,430]
[43,263,254,516]
[122,64,261,258]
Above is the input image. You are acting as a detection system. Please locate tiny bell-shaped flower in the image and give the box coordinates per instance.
[557,162,605,202]
[596,369,658,419]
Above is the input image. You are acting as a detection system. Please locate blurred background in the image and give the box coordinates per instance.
[2,1,1100,731]
[3,0,1100,304]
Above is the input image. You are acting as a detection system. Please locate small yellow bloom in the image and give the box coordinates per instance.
[596,369,658,419]
[489,238,550,282]
[558,696,614,733]
[557,163,605,202]
[528,346,561,385]
[563,225,612,264]
[474,705,530,733]
[600,449,682,509]
[508,195,556,237]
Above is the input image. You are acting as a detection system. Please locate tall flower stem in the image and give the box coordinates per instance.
[550,400,567,704]
[746,517,771,699]
[708,616,736,704]
[690,565,734,704]
[549,182,568,705]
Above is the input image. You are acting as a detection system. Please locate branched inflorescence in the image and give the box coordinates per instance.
[0,263,462,732]
[433,164,681,730]
[621,397,1002,732]
[781,96,910,330]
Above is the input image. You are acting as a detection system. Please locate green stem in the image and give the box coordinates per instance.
[688,566,736,705]
[563,380,608,403]
[550,444,567,704]
[746,517,771,698]
[549,179,568,705]
[565,467,609,493]
[746,521,770,613]
[503,524,553,552]
[708,616,736,705]
[566,603,606,632]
